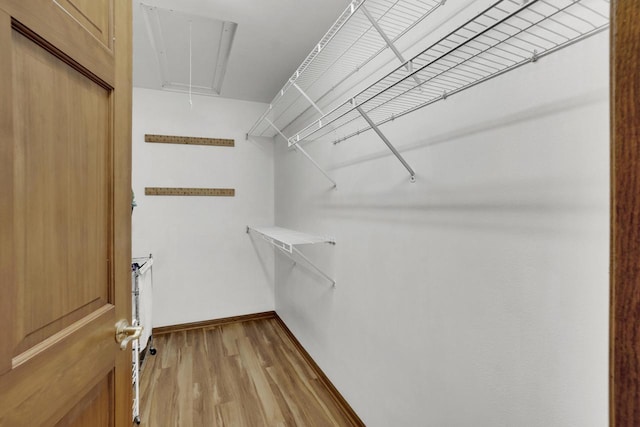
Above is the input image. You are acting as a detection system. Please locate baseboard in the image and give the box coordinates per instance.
[152,310,365,426]
[152,311,277,335]
[272,315,366,427]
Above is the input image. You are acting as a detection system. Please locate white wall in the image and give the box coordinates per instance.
[132,88,275,327]
[273,19,609,427]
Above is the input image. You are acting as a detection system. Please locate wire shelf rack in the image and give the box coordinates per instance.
[288,0,610,146]
[247,226,336,285]
[247,0,445,139]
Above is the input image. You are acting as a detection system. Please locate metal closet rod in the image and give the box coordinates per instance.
[331,25,608,144]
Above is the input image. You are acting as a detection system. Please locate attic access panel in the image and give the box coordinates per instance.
[141,4,238,96]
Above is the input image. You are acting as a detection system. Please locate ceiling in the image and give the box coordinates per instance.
[133,0,351,104]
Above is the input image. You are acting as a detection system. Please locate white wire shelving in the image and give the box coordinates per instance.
[247,226,336,285]
[291,0,609,144]
[247,0,446,140]
[285,0,609,181]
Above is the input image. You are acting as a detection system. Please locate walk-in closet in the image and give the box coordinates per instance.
[129,0,612,425]
[1,1,637,426]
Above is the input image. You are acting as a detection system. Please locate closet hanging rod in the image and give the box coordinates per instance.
[288,0,610,146]
[333,25,607,144]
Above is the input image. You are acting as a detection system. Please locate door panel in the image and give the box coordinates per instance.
[0,306,115,425]
[56,374,113,427]
[0,0,115,86]
[54,0,113,49]
[0,0,131,424]
[11,27,111,356]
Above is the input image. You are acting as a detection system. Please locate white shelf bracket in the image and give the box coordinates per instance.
[294,144,337,188]
[354,104,416,182]
[292,82,324,116]
[292,246,336,286]
[361,5,423,89]
[265,118,290,141]
[265,119,337,188]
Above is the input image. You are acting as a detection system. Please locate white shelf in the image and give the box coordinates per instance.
[247,226,335,252]
[289,0,610,146]
[247,226,336,285]
[247,0,445,139]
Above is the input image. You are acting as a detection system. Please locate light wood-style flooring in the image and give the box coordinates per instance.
[138,316,362,426]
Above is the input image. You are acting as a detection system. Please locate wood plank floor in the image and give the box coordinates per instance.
[138,317,361,426]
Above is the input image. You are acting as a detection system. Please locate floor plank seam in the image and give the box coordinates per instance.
[139,313,365,426]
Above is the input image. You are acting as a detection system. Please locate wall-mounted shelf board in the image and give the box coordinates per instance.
[247,226,336,285]
[145,187,235,197]
[145,134,234,147]
[247,0,446,140]
[289,0,610,146]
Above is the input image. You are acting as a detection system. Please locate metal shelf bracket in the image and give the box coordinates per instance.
[265,118,337,188]
[294,145,338,189]
[361,5,423,88]
[354,102,416,182]
[292,81,325,116]
[291,246,335,286]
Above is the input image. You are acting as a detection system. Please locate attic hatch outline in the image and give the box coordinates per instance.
[141,3,238,96]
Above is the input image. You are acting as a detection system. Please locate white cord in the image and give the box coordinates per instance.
[189,20,193,108]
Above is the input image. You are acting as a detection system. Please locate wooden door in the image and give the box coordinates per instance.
[0,0,132,425]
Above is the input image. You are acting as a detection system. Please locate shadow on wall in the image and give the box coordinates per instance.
[326,90,607,171]
[316,197,607,236]
[246,135,275,153]
[247,231,276,291]
[274,253,336,346]
[301,90,609,236]
[251,233,336,289]
[313,173,607,235]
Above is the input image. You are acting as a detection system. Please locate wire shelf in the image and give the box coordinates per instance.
[247,0,445,139]
[288,0,610,146]
[247,226,335,253]
[247,226,336,285]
